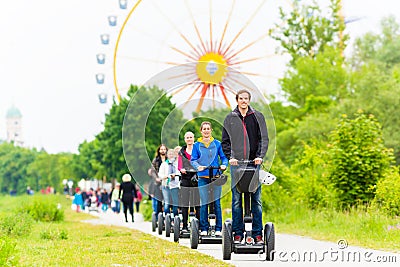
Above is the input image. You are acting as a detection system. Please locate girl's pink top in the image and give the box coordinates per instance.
[178,150,191,171]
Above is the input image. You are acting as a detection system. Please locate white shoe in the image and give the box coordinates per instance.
[215,231,222,236]
[200,231,208,236]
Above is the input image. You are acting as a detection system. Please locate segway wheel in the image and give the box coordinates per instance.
[151,212,157,232]
[173,216,180,242]
[264,222,275,261]
[165,214,171,237]
[157,213,163,235]
[222,221,232,260]
[190,218,199,249]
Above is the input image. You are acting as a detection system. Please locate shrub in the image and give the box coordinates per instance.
[372,166,400,216]
[140,199,153,221]
[0,236,19,267]
[20,197,64,222]
[290,142,336,208]
[40,228,69,240]
[328,112,394,207]
[0,212,34,237]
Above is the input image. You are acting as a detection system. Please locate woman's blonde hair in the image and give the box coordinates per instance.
[122,173,132,182]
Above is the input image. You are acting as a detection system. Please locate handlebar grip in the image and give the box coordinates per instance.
[236,160,255,164]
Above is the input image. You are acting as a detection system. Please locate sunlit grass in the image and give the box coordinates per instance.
[0,195,232,267]
[266,203,400,252]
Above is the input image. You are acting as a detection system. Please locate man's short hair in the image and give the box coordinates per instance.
[236,89,251,101]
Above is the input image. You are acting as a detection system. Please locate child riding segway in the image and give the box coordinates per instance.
[222,160,276,260]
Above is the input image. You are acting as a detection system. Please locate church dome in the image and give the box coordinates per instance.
[6,106,22,118]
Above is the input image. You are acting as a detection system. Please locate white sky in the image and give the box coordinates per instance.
[0,0,399,154]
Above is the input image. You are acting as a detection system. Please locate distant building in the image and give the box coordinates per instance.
[6,106,23,147]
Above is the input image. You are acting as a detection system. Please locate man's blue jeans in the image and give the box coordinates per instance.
[230,165,263,238]
[198,178,222,232]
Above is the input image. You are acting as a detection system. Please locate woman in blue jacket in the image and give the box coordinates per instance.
[191,121,228,236]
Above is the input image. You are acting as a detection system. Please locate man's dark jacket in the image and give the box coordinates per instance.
[221,105,269,160]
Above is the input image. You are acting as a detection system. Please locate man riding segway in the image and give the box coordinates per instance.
[221,89,275,260]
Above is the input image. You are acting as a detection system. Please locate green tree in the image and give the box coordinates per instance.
[122,85,185,185]
[270,0,346,65]
[328,111,394,207]
[346,16,400,163]
[351,16,400,70]
[0,143,36,194]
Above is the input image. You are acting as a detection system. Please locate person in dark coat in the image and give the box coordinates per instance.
[119,173,137,223]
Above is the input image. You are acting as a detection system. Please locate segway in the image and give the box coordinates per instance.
[174,169,198,242]
[222,160,276,261]
[190,166,227,249]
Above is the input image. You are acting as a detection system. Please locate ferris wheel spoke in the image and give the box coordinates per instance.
[171,78,200,96]
[226,75,257,92]
[119,55,182,66]
[151,0,202,58]
[219,84,232,108]
[217,0,235,54]
[225,32,270,62]
[222,0,268,56]
[209,0,213,52]
[220,81,237,95]
[229,54,277,66]
[169,46,199,61]
[165,72,198,82]
[185,0,208,55]
[182,82,204,109]
[195,83,210,113]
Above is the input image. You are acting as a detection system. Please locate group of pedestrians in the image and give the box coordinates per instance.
[148,89,269,243]
[72,179,143,223]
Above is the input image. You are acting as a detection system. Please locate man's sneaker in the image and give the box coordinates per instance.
[200,231,208,236]
[215,231,222,236]
[182,227,189,233]
[255,235,263,244]
[234,235,242,243]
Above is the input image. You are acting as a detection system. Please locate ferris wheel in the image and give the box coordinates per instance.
[95,0,295,111]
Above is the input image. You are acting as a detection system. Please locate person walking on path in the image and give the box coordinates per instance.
[119,173,137,223]
[134,184,142,213]
[72,187,84,212]
[110,184,121,214]
[100,188,110,213]
[222,89,269,244]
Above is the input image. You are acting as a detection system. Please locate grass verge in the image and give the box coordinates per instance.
[0,195,232,267]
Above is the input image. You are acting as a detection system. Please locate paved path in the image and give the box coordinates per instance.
[83,210,400,267]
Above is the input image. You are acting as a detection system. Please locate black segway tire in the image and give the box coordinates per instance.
[157,213,163,235]
[165,214,171,237]
[222,221,232,260]
[190,218,199,249]
[152,212,157,232]
[173,216,180,242]
[264,222,275,261]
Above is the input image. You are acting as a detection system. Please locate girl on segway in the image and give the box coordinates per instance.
[159,148,180,217]
[191,121,228,237]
